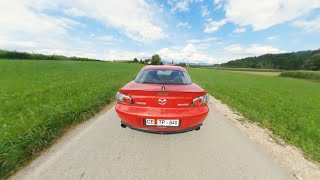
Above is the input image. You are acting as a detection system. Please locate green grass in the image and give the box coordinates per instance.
[0,60,142,178]
[225,70,281,76]
[189,68,320,162]
[204,67,282,72]
[280,71,320,80]
[1,60,319,178]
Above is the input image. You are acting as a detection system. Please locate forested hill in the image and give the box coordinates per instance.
[0,50,102,61]
[220,49,320,70]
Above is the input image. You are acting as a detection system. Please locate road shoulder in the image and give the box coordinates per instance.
[209,95,320,180]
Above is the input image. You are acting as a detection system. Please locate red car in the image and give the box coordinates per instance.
[115,65,209,133]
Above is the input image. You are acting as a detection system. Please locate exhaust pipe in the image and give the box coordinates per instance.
[121,123,127,128]
[195,126,200,131]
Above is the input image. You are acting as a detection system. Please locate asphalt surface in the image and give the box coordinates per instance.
[13,102,295,180]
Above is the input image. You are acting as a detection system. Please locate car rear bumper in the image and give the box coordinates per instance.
[115,103,209,132]
[121,121,202,134]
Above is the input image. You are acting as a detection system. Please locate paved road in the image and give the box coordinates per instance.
[13,101,294,180]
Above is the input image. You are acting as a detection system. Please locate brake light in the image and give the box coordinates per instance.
[116,92,133,104]
[192,94,208,106]
[193,98,203,106]
[123,96,132,104]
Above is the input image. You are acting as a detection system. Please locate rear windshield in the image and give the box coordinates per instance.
[135,69,192,85]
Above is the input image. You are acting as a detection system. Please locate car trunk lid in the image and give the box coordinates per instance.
[120,81,206,108]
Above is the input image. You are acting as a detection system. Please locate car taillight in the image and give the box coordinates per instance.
[123,96,132,104]
[192,94,208,106]
[116,92,133,104]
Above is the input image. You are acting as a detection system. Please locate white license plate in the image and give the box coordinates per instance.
[145,119,180,127]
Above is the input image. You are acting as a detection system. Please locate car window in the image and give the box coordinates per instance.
[135,69,192,85]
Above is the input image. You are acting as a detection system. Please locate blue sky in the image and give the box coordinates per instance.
[0,0,320,64]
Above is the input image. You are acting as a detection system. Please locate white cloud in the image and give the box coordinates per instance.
[0,0,164,61]
[34,48,105,60]
[233,27,246,33]
[224,0,320,31]
[201,6,210,17]
[186,37,218,51]
[0,0,300,63]
[246,44,284,55]
[158,43,218,63]
[225,44,285,57]
[96,35,113,41]
[0,36,109,60]
[23,48,149,61]
[0,39,37,48]
[95,35,116,44]
[267,35,279,40]
[187,37,216,43]
[160,4,165,12]
[224,44,243,53]
[176,22,191,29]
[104,49,149,60]
[292,16,320,32]
[213,0,224,10]
[204,19,227,33]
[0,0,117,60]
[157,43,285,64]
[168,0,203,13]
[64,7,86,17]
[62,0,166,42]
[0,0,85,55]
[0,0,165,43]
[214,0,221,3]
[0,1,80,38]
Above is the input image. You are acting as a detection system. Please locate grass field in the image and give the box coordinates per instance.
[280,71,320,80]
[203,67,282,72]
[189,68,320,162]
[0,60,142,178]
[1,60,319,178]
[198,67,282,76]
[225,70,281,76]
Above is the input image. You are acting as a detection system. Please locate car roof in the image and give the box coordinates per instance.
[141,65,187,72]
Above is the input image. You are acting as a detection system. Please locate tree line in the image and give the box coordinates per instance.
[220,49,320,70]
[132,54,163,65]
[0,50,102,62]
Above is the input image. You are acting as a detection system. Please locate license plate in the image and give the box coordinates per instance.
[145,119,180,127]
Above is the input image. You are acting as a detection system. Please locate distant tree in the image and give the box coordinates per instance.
[219,49,320,70]
[144,59,151,64]
[305,54,320,70]
[133,58,138,63]
[139,59,143,64]
[0,49,101,61]
[178,63,187,67]
[151,54,161,65]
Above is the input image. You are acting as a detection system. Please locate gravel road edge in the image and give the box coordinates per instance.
[209,95,320,180]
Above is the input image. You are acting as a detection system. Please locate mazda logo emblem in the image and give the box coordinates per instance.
[158,98,167,105]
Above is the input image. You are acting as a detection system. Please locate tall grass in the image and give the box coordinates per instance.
[189,68,320,162]
[280,71,320,80]
[209,67,282,72]
[0,60,142,178]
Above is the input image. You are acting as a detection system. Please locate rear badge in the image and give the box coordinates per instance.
[158,98,167,105]
[177,103,190,106]
[136,102,146,105]
[161,86,166,91]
